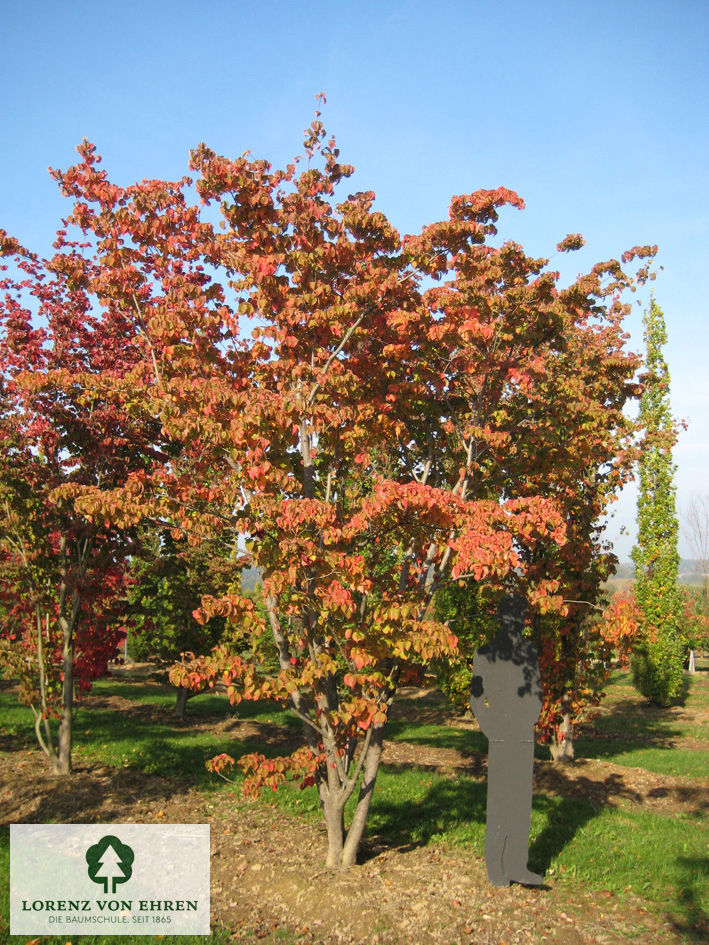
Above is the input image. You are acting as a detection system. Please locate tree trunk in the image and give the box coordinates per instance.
[549,711,575,763]
[341,726,384,868]
[50,534,84,777]
[54,611,75,776]
[321,790,346,869]
[319,726,385,869]
[175,686,191,718]
[33,608,60,770]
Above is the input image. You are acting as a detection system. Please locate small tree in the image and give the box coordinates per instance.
[680,586,709,665]
[598,591,640,668]
[433,276,644,762]
[125,527,230,716]
[631,298,685,705]
[0,223,160,774]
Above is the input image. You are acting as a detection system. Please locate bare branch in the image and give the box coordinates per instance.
[129,290,162,386]
[307,310,366,408]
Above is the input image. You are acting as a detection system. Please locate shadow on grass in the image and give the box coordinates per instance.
[366,773,599,878]
[583,698,685,744]
[86,679,293,723]
[669,855,709,941]
[367,775,488,853]
[71,706,303,785]
[574,692,701,768]
[527,794,598,875]
[384,723,551,761]
[384,720,487,754]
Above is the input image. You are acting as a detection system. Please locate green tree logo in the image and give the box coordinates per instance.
[86,835,134,893]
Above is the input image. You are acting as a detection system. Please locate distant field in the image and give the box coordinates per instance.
[609,559,708,587]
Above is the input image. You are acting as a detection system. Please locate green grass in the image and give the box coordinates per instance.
[385,718,553,760]
[572,740,709,778]
[385,718,486,752]
[1,669,707,938]
[0,679,299,788]
[571,669,709,777]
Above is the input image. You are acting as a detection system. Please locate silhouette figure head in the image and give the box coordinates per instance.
[497,592,527,636]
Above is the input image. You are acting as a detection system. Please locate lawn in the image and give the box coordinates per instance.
[0,666,707,944]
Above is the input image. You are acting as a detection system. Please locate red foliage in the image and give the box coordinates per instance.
[0,186,163,769]
[599,592,640,667]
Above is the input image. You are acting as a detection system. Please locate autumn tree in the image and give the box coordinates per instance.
[631,298,685,705]
[679,586,709,668]
[0,222,161,774]
[598,591,640,668]
[434,265,644,761]
[19,107,656,864]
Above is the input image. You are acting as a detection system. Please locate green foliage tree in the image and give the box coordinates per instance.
[631,298,685,705]
[433,581,497,708]
[125,527,231,716]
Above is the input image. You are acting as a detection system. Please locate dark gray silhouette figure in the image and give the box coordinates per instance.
[470,593,543,887]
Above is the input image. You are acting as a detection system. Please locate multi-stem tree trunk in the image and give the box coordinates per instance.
[339,727,385,868]
[32,608,61,772]
[264,583,389,869]
[54,611,75,775]
[32,601,77,776]
[175,686,197,718]
[319,726,385,869]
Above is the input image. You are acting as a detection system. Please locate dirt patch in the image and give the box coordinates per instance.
[0,746,689,945]
[1,681,706,943]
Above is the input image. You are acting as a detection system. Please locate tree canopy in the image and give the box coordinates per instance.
[1,106,656,861]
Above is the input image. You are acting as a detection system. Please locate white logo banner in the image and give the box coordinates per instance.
[11,823,210,935]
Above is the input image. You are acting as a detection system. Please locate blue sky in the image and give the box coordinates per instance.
[2,0,707,559]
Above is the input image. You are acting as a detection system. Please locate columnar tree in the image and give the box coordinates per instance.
[631,297,685,705]
[5,110,655,863]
